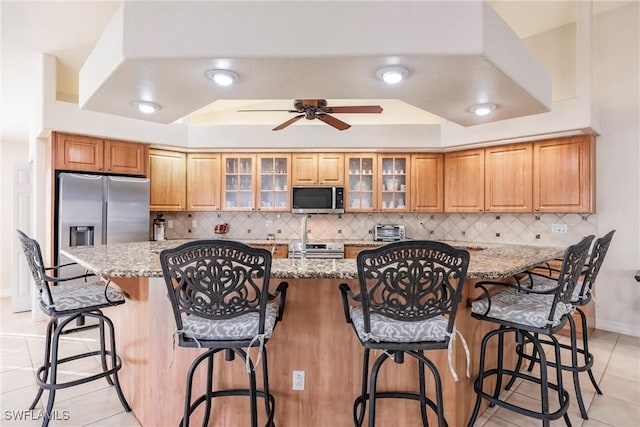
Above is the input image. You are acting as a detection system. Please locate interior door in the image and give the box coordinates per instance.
[11,163,32,312]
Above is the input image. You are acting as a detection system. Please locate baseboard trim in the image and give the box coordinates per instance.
[0,289,12,298]
[597,318,640,337]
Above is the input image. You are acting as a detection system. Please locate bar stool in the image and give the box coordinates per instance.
[339,240,470,427]
[517,230,615,419]
[466,235,594,427]
[16,230,130,427]
[159,239,288,427]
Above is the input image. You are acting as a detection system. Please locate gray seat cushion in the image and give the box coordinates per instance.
[528,275,587,303]
[182,302,279,341]
[349,306,449,343]
[471,290,570,328]
[42,281,124,312]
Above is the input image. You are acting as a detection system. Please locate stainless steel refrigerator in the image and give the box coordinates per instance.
[56,173,150,277]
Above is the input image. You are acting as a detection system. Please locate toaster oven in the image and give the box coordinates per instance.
[374,224,406,241]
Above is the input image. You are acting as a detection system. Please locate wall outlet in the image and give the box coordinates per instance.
[292,370,305,391]
[551,223,568,233]
[191,220,198,228]
[167,220,174,229]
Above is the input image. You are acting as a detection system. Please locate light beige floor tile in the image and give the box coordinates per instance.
[0,350,33,373]
[588,394,640,426]
[0,366,37,393]
[605,349,640,382]
[482,415,522,426]
[0,384,42,411]
[616,334,640,350]
[581,419,614,427]
[45,387,129,427]
[84,411,141,426]
[598,373,640,406]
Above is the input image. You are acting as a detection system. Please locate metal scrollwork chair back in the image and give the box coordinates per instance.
[357,240,470,340]
[160,240,275,344]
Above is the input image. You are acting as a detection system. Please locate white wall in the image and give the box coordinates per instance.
[0,141,29,296]
[591,2,640,336]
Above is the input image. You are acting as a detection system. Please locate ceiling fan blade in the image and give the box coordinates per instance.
[272,114,304,131]
[326,105,383,114]
[316,114,351,131]
[238,109,297,112]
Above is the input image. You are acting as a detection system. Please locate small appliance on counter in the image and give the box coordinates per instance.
[374,224,406,241]
[153,212,166,241]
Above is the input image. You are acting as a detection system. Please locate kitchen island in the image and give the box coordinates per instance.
[62,240,563,427]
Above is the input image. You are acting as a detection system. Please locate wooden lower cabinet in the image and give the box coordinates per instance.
[344,245,365,259]
[149,149,186,211]
[252,243,288,259]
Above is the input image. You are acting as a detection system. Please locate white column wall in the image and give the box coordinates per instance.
[592,2,640,336]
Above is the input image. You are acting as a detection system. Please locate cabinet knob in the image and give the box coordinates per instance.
[535,208,540,211]
[479,209,483,212]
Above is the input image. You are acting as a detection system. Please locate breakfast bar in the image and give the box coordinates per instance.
[62,240,563,427]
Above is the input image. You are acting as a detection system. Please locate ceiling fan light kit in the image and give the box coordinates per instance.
[131,100,161,114]
[376,66,409,84]
[470,103,497,116]
[206,69,239,86]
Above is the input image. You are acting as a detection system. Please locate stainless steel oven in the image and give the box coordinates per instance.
[288,241,345,259]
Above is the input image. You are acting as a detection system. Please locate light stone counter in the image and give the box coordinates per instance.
[61,239,563,280]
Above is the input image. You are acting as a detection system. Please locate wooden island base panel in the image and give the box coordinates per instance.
[62,240,564,427]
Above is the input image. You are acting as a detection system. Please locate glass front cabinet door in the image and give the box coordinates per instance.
[257,154,291,211]
[222,155,256,211]
[378,155,409,212]
[345,154,377,212]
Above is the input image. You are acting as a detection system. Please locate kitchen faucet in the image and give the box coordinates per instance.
[300,215,308,259]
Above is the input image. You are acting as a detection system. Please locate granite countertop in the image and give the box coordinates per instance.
[61,239,564,281]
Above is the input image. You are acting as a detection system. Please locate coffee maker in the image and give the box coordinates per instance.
[153,212,166,241]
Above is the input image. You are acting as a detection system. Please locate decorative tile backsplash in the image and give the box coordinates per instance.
[153,211,598,247]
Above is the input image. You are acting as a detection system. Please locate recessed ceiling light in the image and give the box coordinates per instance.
[206,69,239,86]
[131,101,161,114]
[470,103,496,116]
[376,66,409,85]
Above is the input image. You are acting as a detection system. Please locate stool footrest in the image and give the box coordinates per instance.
[474,368,570,422]
[34,350,123,391]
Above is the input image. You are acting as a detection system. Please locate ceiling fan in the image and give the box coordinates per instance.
[238,99,383,131]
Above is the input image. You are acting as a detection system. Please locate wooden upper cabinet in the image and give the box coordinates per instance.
[485,143,533,213]
[55,133,104,172]
[410,153,443,212]
[149,149,186,211]
[533,135,595,213]
[104,139,147,175]
[317,153,344,185]
[186,153,221,212]
[55,132,147,175]
[291,153,344,185]
[444,149,485,212]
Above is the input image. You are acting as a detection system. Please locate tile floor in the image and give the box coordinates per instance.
[1,297,638,426]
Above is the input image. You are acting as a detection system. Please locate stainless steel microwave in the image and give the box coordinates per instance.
[292,186,344,214]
